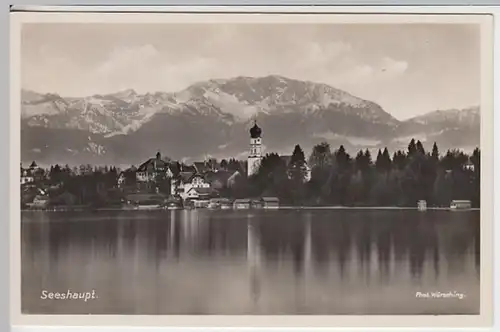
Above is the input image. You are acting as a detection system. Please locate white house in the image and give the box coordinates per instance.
[173,173,212,201]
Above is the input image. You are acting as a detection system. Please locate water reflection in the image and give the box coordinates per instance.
[21,210,480,315]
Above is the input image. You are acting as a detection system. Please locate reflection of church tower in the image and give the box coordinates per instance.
[247,120,263,177]
[247,220,261,304]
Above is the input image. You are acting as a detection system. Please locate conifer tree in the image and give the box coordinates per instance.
[408,139,417,156]
[431,142,439,161]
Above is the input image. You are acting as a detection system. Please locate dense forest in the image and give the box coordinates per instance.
[226,139,480,208]
[23,138,480,208]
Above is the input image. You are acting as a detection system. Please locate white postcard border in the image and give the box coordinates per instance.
[9,6,496,328]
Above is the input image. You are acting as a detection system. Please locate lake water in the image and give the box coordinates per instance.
[21,209,480,315]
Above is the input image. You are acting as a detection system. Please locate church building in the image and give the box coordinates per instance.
[247,120,263,177]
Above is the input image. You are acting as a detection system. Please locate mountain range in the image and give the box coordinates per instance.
[20,75,480,167]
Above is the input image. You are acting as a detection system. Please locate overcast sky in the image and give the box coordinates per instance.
[21,23,480,120]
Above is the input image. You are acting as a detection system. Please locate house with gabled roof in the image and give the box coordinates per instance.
[135,152,174,182]
[172,171,213,201]
[184,187,217,201]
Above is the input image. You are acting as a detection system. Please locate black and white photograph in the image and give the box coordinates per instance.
[10,9,494,326]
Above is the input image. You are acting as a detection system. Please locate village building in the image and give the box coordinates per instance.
[234,198,251,209]
[463,159,475,172]
[173,172,213,201]
[20,161,45,185]
[135,152,174,182]
[261,197,280,209]
[183,187,215,201]
[450,199,472,210]
[117,166,137,189]
[251,198,264,209]
[208,198,233,209]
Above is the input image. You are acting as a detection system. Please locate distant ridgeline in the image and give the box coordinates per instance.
[20,138,480,209]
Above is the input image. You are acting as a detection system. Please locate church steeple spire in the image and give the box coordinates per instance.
[248,118,263,177]
[249,119,262,139]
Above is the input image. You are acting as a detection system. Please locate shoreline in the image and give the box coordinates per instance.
[20,206,480,212]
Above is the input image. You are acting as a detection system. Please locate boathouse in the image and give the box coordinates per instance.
[234,198,251,209]
[262,197,280,209]
[450,200,472,210]
[417,200,427,211]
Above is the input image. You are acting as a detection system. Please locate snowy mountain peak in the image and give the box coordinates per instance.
[20,75,401,135]
[174,75,395,123]
[408,106,480,126]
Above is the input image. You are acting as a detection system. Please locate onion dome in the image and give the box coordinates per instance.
[249,120,262,138]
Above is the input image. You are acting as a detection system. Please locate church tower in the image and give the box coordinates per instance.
[247,120,263,177]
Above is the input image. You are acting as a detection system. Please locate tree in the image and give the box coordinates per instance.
[441,149,468,171]
[324,145,353,206]
[49,164,63,183]
[375,149,382,166]
[355,150,365,171]
[364,149,373,167]
[392,150,407,170]
[354,149,372,173]
[470,147,480,207]
[376,148,391,172]
[416,140,425,155]
[382,148,392,171]
[471,148,480,173]
[207,158,218,170]
[408,139,417,156]
[347,170,364,204]
[290,144,306,166]
[370,173,392,206]
[227,158,243,173]
[334,145,351,171]
[431,142,439,161]
[287,145,308,203]
[220,159,228,170]
[289,146,307,180]
[308,142,332,169]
